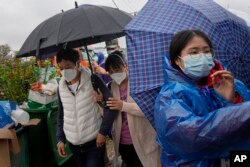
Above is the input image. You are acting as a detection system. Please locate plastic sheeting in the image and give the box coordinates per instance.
[0,101,15,128]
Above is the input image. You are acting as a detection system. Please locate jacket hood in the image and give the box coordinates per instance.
[163,54,196,86]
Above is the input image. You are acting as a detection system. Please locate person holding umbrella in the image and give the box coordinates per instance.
[56,48,117,167]
[154,29,250,167]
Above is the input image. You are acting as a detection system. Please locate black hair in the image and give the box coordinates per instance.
[170,29,213,70]
[56,47,79,64]
[105,51,126,72]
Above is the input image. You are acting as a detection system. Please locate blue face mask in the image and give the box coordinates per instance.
[180,53,215,80]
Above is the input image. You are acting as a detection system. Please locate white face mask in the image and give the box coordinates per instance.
[61,69,78,82]
[107,50,115,55]
[180,53,215,80]
[110,72,126,85]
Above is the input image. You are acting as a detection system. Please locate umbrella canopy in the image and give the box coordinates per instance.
[228,9,250,27]
[124,0,250,126]
[17,4,132,58]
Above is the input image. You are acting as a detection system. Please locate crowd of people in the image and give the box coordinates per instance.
[56,30,250,167]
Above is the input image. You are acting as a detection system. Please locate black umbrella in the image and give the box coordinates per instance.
[17,4,132,158]
[17,3,132,59]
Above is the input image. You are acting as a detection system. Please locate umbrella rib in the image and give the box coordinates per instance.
[27,20,49,55]
[79,7,95,39]
[95,6,124,30]
[56,12,65,46]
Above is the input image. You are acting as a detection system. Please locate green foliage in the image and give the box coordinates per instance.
[40,59,57,84]
[35,59,57,84]
[0,58,37,103]
[0,56,58,103]
[0,44,11,61]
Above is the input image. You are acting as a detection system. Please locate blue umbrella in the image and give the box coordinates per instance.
[228,9,250,27]
[124,0,250,126]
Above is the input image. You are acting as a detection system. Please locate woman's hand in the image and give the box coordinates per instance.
[211,70,235,102]
[92,62,108,75]
[57,142,67,158]
[92,89,103,102]
[106,97,123,111]
[107,97,123,111]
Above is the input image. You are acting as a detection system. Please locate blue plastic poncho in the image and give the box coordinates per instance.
[154,56,250,167]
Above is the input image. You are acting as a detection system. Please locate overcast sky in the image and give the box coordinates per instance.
[0,0,249,51]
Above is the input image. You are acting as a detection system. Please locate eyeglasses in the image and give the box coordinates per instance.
[179,52,215,60]
[107,47,116,51]
[192,53,214,59]
[185,47,213,55]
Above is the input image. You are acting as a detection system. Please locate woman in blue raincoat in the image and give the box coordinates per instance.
[154,29,250,167]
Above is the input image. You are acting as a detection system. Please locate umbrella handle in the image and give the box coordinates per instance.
[84,46,94,75]
[84,45,100,92]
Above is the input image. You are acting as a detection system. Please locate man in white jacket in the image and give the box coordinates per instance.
[56,48,117,167]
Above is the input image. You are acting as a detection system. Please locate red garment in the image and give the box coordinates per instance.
[198,61,243,104]
[197,61,224,88]
[233,93,243,104]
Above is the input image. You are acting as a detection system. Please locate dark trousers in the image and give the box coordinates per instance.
[119,144,143,167]
[69,139,105,167]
